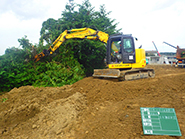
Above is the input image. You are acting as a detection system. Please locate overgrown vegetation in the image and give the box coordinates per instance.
[0,0,121,92]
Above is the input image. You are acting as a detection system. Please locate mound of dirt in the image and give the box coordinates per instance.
[0,65,185,139]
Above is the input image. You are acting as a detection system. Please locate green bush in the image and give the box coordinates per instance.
[33,60,85,87]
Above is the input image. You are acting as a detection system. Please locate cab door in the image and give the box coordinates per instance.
[121,37,135,63]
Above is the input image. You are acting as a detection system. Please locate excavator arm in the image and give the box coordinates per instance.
[34,28,109,62]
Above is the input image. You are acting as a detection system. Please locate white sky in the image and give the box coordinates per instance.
[0,0,185,55]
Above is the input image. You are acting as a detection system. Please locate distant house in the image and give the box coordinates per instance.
[146,50,161,64]
[145,51,176,64]
[160,52,176,64]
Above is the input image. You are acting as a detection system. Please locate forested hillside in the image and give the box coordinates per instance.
[0,0,121,92]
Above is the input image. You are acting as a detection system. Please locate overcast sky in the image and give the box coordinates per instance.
[0,0,185,55]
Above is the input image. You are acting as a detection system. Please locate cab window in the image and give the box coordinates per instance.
[111,38,121,53]
[123,38,133,53]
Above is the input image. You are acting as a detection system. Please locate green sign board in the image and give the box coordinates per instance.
[140,107,182,136]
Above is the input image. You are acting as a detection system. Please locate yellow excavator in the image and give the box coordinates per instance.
[34,27,155,81]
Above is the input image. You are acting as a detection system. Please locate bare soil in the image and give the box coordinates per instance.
[0,65,185,139]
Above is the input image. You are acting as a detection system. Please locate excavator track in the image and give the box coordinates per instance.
[93,68,155,81]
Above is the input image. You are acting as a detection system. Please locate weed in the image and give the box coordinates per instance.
[2,98,8,103]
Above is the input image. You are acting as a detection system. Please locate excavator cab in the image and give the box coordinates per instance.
[107,34,135,64]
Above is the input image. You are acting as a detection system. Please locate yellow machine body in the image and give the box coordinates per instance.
[109,49,146,69]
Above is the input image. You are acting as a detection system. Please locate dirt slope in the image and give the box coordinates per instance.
[0,65,185,139]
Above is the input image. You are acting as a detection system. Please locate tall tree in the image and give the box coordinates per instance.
[40,18,61,45]
[18,35,34,59]
[18,35,32,50]
[38,0,121,76]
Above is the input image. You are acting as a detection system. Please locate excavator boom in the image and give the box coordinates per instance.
[34,28,109,62]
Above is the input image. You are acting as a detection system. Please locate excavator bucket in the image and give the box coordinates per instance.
[34,52,45,62]
[93,68,155,81]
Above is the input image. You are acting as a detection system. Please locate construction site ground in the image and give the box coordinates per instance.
[0,65,185,139]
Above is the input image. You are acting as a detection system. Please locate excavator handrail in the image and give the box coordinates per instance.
[34,27,109,62]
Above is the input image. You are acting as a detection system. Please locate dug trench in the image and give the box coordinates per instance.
[0,65,185,139]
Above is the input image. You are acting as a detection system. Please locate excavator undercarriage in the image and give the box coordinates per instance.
[93,68,155,81]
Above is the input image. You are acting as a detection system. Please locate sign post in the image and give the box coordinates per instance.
[140,107,182,136]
